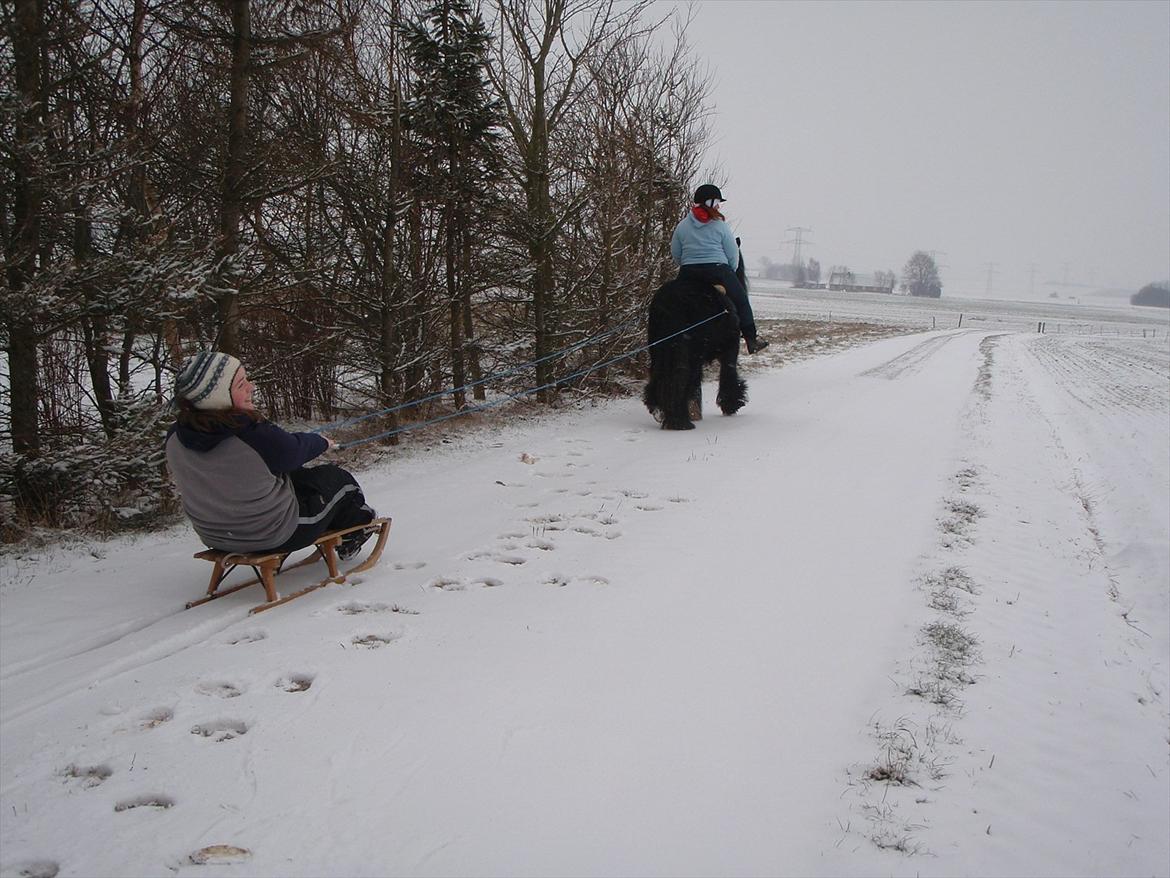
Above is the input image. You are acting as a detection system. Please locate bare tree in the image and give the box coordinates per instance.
[487,0,651,398]
[3,0,46,456]
[902,251,942,297]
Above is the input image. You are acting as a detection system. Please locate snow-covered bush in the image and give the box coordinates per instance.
[0,401,178,538]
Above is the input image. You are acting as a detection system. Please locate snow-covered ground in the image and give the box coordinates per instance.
[2,302,1168,877]
[750,276,1170,336]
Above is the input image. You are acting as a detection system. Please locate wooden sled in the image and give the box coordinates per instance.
[185,517,392,615]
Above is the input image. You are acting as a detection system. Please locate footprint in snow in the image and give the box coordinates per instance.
[351,633,400,649]
[635,504,663,512]
[571,525,599,537]
[619,490,649,499]
[604,531,622,540]
[224,629,267,645]
[516,501,541,508]
[526,539,556,552]
[392,560,427,571]
[429,576,466,591]
[189,846,251,866]
[194,681,243,699]
[465,550,495,561]
[470,576,504,588]
[575,490,593,497]
[336,600,419,615]
[61,763,112,788]
[275,673,314,692]
[596,515,619,526]
[527,513,567,525]
[577,575,610,587]
[190,720,248,742]
[138,708,174,730]
[5,861,59,878]
[544,573,571,587]
[493,555,527,566]
[667,496,693,504]
[114,794,174,812]
[498,531,527,540]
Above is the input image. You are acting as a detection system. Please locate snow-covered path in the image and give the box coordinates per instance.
[2,327,1167,878]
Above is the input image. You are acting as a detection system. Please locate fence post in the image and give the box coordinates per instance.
[958,313,963,328]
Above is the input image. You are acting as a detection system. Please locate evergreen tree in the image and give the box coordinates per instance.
[401,0,503,406]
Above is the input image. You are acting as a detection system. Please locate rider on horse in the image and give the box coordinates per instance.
[670,184,769,355]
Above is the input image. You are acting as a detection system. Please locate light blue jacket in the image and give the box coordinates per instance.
[670,211,739,268]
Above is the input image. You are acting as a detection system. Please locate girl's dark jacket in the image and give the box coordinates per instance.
[165,415,327,552]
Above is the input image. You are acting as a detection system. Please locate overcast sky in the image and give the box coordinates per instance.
[666,0,1170,298]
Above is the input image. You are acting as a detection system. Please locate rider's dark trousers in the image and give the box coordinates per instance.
[678,263,757,342]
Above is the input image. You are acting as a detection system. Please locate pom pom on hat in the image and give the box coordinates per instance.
[175,352,242,411]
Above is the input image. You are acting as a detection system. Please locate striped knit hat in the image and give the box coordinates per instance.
[175,352,242,411]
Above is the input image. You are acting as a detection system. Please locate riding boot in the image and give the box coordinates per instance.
[745,334,770,354]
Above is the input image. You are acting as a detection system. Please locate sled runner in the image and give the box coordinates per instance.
[185,517,392,614]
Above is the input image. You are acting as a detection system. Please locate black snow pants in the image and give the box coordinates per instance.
[268,464,375,553]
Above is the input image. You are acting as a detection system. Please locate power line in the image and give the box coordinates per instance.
[984,261,999,297]
[782,226,814,267]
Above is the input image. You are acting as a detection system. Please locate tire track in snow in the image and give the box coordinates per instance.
[837,331,1170,873]
[859,331,964,380]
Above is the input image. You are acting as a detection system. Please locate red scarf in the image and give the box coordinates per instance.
[691,205,712,223]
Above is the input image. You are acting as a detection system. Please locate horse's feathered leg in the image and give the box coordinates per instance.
[715,335,748,416]
[660,335,696,430]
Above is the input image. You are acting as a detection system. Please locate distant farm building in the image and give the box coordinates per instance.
[825,268,895,294]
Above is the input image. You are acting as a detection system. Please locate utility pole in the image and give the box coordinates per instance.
[984,261,998,297]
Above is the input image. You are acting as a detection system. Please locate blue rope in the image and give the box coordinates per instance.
[335,310,726,450]
[309,314,641,434]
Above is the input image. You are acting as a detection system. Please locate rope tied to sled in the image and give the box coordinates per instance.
[333,309,728,451]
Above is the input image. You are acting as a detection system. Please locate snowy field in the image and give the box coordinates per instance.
[2,295,1168,877]
[750,277,1169,337]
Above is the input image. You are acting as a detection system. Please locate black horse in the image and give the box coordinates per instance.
[643,271,748,430]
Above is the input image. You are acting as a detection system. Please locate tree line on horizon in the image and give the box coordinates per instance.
[758,251,942,298]
[1,0,715,532]
[1131,282,1169,308]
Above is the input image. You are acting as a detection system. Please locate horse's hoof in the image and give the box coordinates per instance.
[661,419,695,430]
